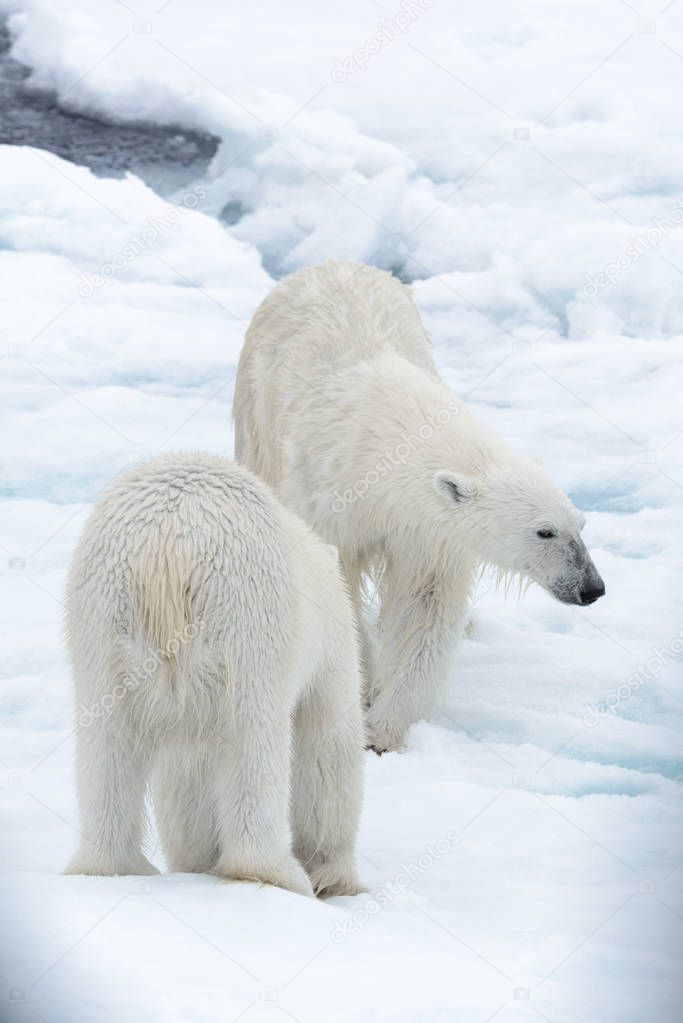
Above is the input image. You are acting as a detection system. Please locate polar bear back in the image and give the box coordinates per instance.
[246,260,436,378]
[234,261,439,488]
[66,453,346,731]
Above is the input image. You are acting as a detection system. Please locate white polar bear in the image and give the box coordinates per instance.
[65,452,364,898]
[233,261,605,753]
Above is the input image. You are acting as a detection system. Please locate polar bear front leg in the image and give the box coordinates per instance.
[365,569,465,752]
[343,566,377,708]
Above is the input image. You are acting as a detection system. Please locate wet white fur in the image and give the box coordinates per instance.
[65,453,364,897]
[233,261,600,751]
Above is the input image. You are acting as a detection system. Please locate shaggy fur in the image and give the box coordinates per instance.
[233,261,605,752]
[65,453,364,897]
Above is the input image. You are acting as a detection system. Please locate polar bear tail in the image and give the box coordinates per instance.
[132,518,196,662]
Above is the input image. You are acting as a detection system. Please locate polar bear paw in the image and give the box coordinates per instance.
[64,850,160,876]
[214,852,315,898]
[364,712,405,755]
[308,857,366,898]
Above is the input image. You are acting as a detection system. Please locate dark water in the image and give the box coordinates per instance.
[0,20,415,277]
[0,22,219,195]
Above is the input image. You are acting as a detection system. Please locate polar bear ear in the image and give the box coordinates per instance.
[434,470,477,504]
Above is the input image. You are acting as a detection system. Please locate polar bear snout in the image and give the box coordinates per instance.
[576,539,605,604]
[580,583,605,605]
[579,566,605,605]
[547,544,605,606]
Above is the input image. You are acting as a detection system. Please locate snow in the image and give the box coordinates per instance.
[0,1,682,1021]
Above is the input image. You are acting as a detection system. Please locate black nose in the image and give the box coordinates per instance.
[580,583,605,605]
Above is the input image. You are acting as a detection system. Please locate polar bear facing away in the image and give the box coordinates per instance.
[65,453,364,897]
[233,261,605,752]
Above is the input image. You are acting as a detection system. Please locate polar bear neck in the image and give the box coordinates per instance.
[317,352,511,569]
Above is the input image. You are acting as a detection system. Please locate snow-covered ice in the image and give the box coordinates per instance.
[0,1,681,1021]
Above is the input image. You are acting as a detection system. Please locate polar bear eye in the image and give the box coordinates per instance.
[536,528,556,540]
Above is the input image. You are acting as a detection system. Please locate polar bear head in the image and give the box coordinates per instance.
[434,458,605,606]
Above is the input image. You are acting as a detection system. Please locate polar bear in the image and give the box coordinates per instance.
[233,261,605,752]
[65,452,364,897]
